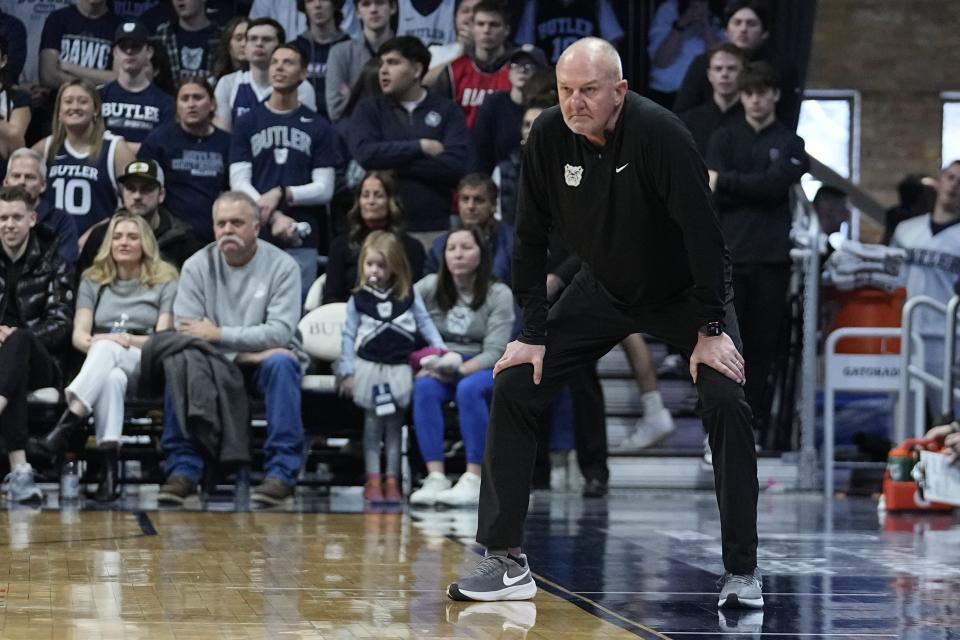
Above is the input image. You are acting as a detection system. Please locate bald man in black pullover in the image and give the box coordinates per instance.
[446,37,764,611]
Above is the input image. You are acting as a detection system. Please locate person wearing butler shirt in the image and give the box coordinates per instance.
[32,78,136,240]
[214,18,319,133]
[98,22,175,154]
[138,80,230,245]
[230,43,338,296]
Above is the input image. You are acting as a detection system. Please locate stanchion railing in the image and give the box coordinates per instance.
[894,296,960,442]
[941,295,960,421]
[822,327,923,500]
[895,296,957,443]
[790,186,822,490]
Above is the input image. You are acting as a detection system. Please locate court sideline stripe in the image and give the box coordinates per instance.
[0,510,158,547]
[446,536,673,640]
[136,510,157,536]
[664,634,897,637]
[533,570,675,640]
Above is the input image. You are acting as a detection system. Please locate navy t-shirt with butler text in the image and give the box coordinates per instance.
[230,102,339,248]
[99,81,175,143]
[139,122,231,244]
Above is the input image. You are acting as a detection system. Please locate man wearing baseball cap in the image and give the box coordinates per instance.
[99,22,175,152]
[77,160,201,273]
[471,43,548,174]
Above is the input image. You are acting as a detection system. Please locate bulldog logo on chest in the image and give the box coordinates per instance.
[564,164,583,187]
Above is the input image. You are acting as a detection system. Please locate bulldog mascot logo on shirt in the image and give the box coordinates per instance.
[564,164,583,187]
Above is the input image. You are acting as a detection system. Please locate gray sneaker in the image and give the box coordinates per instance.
[447,553,537,602]
[2,464,43,504]
[718,609,765,634]
[718,567,763,608]
[447,601,537,631]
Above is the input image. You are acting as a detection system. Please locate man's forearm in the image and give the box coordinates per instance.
[61,61,116,85]
[219,324,294,353]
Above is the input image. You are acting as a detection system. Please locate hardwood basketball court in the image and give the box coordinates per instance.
[0,487,955,639]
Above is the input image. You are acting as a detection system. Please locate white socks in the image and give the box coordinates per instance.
[641,390,665,416]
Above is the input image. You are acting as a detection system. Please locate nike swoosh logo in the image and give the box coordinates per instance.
[616,163,629,173]
[300,116,313,123]
[502,566,530,587]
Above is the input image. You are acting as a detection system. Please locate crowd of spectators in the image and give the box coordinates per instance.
[5,0,954,510]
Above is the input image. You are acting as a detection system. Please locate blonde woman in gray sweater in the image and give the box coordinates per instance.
[409,226,515,508]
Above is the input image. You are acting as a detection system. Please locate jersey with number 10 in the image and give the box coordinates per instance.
[41,136,120,236]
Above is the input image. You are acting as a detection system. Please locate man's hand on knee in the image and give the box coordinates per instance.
[493,341,546,385]
[689,332,744,385]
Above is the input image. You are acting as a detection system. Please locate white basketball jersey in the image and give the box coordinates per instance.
[890,213,960,336]
[397,0,456,46]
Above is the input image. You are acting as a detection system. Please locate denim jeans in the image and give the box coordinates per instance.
[287,247,318,299]
[162,353,304,486]
[412,368,494,466]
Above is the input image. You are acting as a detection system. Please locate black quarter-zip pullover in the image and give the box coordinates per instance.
[513,91,731,344]
[706,118,808,264]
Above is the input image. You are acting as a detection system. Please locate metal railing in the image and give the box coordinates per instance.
[822,327,924,500]
[789,186,822,489]
[896,294,960,441]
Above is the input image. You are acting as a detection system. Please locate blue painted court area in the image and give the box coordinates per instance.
[505,490,960,639]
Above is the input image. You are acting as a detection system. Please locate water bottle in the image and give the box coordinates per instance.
[287,221,312,248]
[60,459,80,501]
[111,313,130,334]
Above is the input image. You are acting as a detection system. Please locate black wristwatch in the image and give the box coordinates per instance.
[699,321,723,337]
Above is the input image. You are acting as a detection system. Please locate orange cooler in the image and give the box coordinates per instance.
[828,287,906,354]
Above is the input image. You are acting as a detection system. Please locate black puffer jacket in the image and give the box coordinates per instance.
[0,225,75,352]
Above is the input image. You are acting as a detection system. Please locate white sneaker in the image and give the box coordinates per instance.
[701,435,759,472]
[409,472,451,506]
[566,450,584,491]
[657,353,689,379]
[410,508,478,538]
[549,451,568,491]
[701,435,714,471]
[2,463,43,504]
[615,408,675,452]
[549,450,584,492]
[436,472,481,507]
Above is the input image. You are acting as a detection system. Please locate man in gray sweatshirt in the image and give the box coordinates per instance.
[157,190,307,507]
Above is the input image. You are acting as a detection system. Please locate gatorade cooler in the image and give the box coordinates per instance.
[829,287,906,354]
[881,439,953,512]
